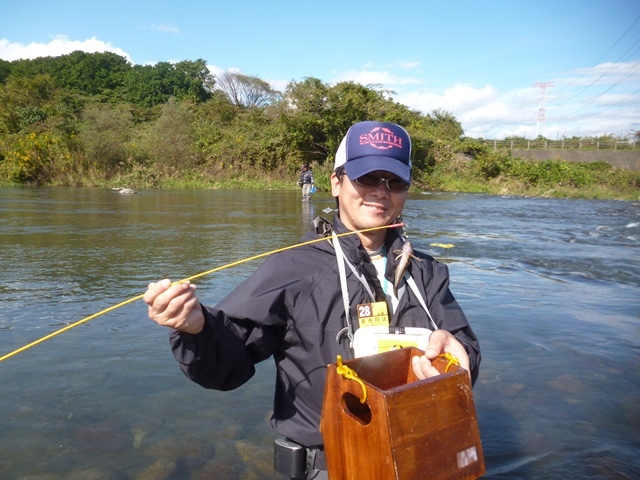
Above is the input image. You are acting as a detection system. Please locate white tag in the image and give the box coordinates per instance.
[457,446,478,468]
[353,326,432,358]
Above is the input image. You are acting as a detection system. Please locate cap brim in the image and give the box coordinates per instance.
[343,156,411,184]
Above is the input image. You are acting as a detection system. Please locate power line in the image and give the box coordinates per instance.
[595,84,640,115]
[558,43,640,106]
[551,16,640,132]
[555,14,640,94]
[520,90,540,131]
[565,60,640,116]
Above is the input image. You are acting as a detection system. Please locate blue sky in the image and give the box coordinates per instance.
[2,0,639,139]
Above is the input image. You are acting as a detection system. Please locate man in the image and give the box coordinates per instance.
[298,163,314,201]
[144,121,481,479]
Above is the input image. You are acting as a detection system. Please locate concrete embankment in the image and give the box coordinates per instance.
[512,149,640,171]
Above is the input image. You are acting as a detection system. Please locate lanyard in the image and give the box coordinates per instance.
[332,233,355,347]
[332,233,377,347]
[405,273,438,331]
[333,233,438,347]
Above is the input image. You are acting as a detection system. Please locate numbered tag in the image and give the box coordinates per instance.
[357,302,389,328]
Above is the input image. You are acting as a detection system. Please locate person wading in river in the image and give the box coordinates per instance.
[298,163,314,201]
[144,120,481,479]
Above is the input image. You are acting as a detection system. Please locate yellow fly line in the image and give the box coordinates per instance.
[0,222,404,364]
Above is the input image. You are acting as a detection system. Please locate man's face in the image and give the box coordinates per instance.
[331,169,407,232]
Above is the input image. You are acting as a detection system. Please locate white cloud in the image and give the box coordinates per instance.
[147,23,180,34]
[395,60,421,70]
[268,78,290,92]
[207,65,243,76]
[570,60,640,84]
[0,35,132,63]
[399,84,499,113]
[593,92,634,106]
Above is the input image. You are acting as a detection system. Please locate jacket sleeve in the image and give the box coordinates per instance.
[169,307,254,391]
[169,257,290,391]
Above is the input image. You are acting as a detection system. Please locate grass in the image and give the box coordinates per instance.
[422,175,640,201]
[2,158,638,202]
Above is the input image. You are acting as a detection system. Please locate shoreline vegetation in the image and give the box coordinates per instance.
[1,51,638,201]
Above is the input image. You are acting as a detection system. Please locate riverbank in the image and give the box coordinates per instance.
[2,155,638,201]
[105,176,639,202]
[5,172,637,202]
[424,175,640,201]
[512,148,640,171]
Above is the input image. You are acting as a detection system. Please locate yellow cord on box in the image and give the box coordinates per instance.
[437,352,460,372]
[336,355,367,404]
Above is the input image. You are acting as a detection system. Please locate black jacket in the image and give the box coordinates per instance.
[298,169,314,185]
[169,214,481,447]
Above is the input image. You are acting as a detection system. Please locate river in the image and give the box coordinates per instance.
[1,187,638,479]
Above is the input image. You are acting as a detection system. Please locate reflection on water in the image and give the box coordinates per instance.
[1,187,639,479]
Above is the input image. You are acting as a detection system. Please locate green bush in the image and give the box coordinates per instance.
[0,131,69,183]
[471,151,505,179]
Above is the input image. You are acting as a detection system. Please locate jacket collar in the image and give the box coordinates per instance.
[331,213,370,266]
[309,214,405,266]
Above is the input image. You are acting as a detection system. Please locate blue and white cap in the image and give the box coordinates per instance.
[333,121,412,184]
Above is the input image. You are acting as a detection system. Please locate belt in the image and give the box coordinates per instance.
[306,446,326,471]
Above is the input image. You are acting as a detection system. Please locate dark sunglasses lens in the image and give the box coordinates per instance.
[355,174,409,192]
[388,179,409,192]
[356,174,381,187]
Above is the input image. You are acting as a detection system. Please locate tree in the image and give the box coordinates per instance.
[56,51,131,95]
[79,103,133,174]
[427,109,464,140]
[0,59,11,84]
[121,64,169,107]
[0,74,57,134]
[121,60,213,107]
[7,51,131,97]
[279,78,420,167]
[280,77,330,162]
[216,71,278,109]
[323,81,396,156]
[145,97,197,171]
[172,60,215,103]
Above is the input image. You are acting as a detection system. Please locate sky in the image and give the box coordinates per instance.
[1,0,639,140]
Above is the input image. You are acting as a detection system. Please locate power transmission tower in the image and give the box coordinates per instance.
[534,82,553,138]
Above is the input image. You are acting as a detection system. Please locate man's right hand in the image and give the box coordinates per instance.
[143,279,204,334]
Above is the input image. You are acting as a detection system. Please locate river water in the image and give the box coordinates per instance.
[0,187,638,479]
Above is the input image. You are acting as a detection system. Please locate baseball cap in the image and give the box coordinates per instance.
[333,121,412,184]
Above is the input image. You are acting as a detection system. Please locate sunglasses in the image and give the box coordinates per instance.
[352,173,410,193]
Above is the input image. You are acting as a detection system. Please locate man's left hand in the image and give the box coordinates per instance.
[411,330,470,380]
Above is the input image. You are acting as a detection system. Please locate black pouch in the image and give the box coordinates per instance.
[274,438,306,478]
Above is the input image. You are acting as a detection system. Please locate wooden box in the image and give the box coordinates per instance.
[319,347,484,480]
